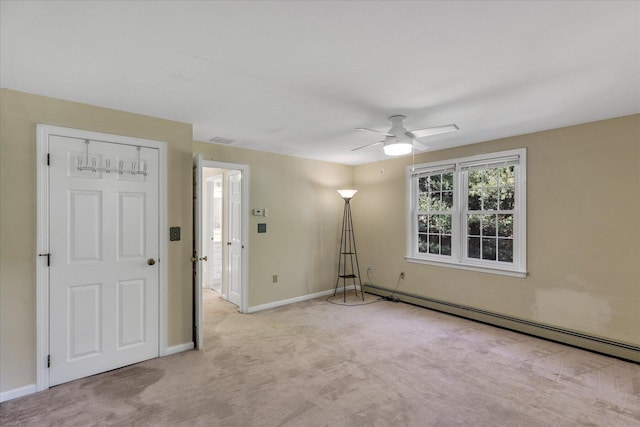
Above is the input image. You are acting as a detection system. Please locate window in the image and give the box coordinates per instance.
[406,149,526,277]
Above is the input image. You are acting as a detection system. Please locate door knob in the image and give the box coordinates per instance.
[200,256,208,262]
[226,242,232,246]
[190,256,208,262]
[147,258,156,266]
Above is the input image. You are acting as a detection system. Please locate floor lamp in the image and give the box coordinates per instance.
[334,189,364,302]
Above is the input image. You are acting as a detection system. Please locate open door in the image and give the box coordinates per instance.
[193,153,204,349]
[193,155,249,350]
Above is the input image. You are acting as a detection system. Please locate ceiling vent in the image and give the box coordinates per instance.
[208,136,235,145]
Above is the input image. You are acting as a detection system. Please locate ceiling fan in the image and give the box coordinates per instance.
[353,115,459,156]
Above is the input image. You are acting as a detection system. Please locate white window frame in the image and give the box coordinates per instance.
[406,148,527,278]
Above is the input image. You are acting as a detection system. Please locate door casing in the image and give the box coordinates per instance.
[36,124,168,391]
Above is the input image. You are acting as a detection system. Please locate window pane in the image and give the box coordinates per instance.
[498,238,513,262]
[468,237,480,258]
[429,174,441,192]
[468,190,481,210]
[497,214,513,238]
[500,166,515,186]
[484,168,498,187]
[483,187,498,211]
[418,193,429,211]
[418,215,428,232]
[418,234,428,253]
[435,215,445,233]
[442,172,453,190]
[442,215,452,234]
[482,215,497,236]
[482,238,497,260]
[468,170,482,187]
[441,235,452,255]
[468,214,481,235]
[429,235,440,254]
[428,192,442,211]
[442,191,453,210]
[428,215,439,233]
[500,186,515,210]
[419,177,428,192]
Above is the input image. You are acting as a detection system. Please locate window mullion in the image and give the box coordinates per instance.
[457,169,466,263]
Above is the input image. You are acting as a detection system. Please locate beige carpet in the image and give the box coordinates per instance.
[2,289,639,426]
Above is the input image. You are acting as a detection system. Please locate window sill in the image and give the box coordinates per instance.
[405,256,528,278]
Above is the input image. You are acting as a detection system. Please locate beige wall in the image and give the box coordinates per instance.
[193,142,353,307]
[0,89,194,393]
[353,114,640,346]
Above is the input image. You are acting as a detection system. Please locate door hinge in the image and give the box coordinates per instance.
[38,253,51,266]
[47,153,50,166]
[47,355,50,368]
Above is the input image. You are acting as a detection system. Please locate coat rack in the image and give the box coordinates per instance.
[77,139,148,176]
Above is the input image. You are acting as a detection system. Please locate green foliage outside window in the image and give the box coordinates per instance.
[417,172,453,256]
[467,166,515,262]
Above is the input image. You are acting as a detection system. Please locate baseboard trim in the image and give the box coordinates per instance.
[247,286,362,314]
[365,283,640,363]
[0,384,37,403]
[165,342,194,356]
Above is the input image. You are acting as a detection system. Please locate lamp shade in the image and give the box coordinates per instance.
[383,140,413,156]
[337,189,357,199]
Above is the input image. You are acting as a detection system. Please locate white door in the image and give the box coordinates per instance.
[227,170,242,307]
[49,136,159,386]
[193,154,204,349]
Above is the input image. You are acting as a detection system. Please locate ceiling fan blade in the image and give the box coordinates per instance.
[407,124,459,139]
[351,141,383,151]
[356,128,395,137]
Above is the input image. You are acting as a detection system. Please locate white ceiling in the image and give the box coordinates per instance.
[1,1,639,165]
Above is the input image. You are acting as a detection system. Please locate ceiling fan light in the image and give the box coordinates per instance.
[383,141,413,156]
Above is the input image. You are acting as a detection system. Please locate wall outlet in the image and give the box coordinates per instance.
[273,274,278,283]
[400,272,405,279]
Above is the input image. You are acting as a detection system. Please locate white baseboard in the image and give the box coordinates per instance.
[247,286,361,314]
[165,342,194,356]
[0,383,37,403]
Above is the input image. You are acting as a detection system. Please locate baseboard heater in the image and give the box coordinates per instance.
[364,283,640,364]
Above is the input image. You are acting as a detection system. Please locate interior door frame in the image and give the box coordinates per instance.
[35,124,168,392]
[193,158,249,349]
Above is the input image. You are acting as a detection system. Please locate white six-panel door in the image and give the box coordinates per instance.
[48,135,159,386]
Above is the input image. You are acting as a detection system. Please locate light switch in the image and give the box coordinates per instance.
[169,227,181,241]
[253,208,263,216]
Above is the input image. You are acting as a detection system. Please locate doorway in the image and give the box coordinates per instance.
[203,172,223,294]
[193,155,249,350]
